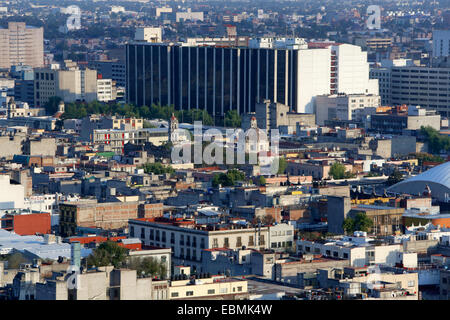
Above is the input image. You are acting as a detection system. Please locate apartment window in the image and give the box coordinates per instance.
[237,286,243,292]
[212,238,218,248]
[171,292,179,298]
[180,235,184,245]
[150,229,154,241]
[236,237,242,247]
[408,281,415,287]
[186,235,191,246]
[200,238,205,249]
[249,236,254,246]
[155,230,160,241]
[141,228,145,239]
[162,231,166,243]
[170,233,175,244]
[186,291,194,296]
[192,237,197,247]
[186,249,191,260]
[207,289,215,295]
[343,253,349,259]
[220,288,228,294]
[224,237,229,248]
[130,226,134,237]
[259,235,265,245]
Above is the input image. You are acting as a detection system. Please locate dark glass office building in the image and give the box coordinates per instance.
[126,43,299,119]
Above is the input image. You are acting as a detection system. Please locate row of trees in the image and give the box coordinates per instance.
[45,97,243,128]
[141,162,175,175]
[211,169,246,187]
[86,241,167,279]
[420,126,450,154]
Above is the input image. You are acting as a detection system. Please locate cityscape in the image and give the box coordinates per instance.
[0,0,450,308]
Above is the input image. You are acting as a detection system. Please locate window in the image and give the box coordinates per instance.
[200,238,205,249]
[220,288,228,294]
[171,233,175,244]
[141,228,145,239]
[150,229,154,240]
[236,237,242,247]
[180,235,184,245]
[237,286,242,292]
[259,235,265,245]
[171,292,179,298]
[207,289,215,295]
[130,226,134,237]
[186,291,194,296]
[212,238,218,248]
[224,237,229,248]
[249,236,254,246]
[408,280,415,287]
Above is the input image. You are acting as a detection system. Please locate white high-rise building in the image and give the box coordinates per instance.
[315,93,381,125]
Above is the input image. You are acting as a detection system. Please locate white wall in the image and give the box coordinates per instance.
[297,49,331,113]
[0,175,24,211]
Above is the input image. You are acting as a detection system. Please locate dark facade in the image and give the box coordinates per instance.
[126,43,299,119]
[14,80,35,107]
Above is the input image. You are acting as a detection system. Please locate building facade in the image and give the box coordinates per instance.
[0,22,44,69]
[126,40,377,118]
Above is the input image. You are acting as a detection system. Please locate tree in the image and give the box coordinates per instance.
[420,126,450,154]
[342,213,373,234]
[257,176,266,186]
[142,162,174,175]
[387,170,403,186]
[224,110,241,128]
[329,162,346,180]
[127,257,167,279]
[43,96,62,115]
[87,241,128,268]
[277,157,287,175]
[211,169,245,187]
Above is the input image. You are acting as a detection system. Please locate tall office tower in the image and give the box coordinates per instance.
[126,38,377,119]
[0,22,44,69]
[433,30,450,58]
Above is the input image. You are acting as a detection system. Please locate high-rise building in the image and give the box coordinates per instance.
[126,39,377,119]
[0,22,44,69]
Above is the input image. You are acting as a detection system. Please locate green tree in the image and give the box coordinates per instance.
[142,162,174,175]
[277,157,287,174]
[387,170,403,186]
[87,241,128,268]
[329,162,346,180]
[43,96,62,115]
[342,213,373,234]
[257,176,266,186]
[224,110,241,127]
[211,169,245,187]
[420,126,450,154]
[127,257,167,279]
